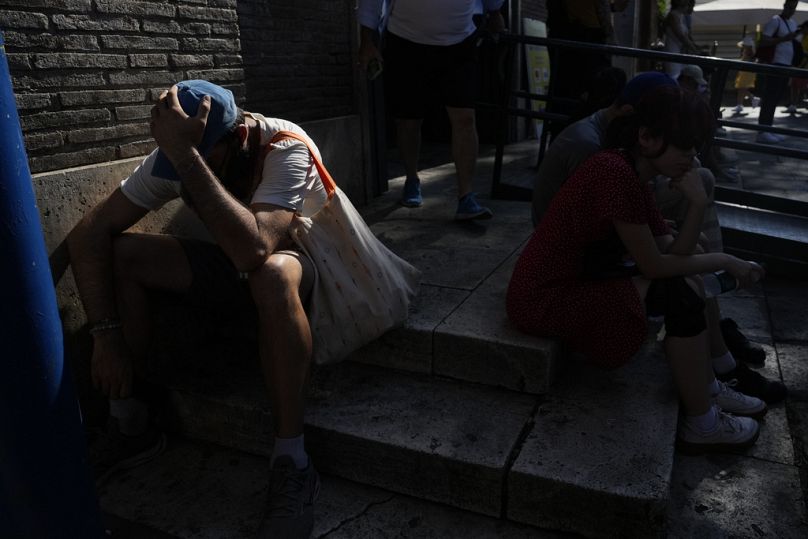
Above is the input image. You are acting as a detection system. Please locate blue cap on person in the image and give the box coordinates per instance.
[616,71,678,107]
[151,80,238,181]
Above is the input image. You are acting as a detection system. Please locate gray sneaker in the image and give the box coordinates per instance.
[712,379,767,419]
[88,418,166,486]
[257,456,321,538]
[677,409,760,455]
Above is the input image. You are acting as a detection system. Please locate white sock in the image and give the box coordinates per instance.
[712,351,737,375]
[686,405,719,433]
[271,435,308,469]
[109,398,149,436]
[707,378,721,397]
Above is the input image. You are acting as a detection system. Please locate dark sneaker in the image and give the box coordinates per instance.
[400,177,422,207]
[88,419,166,486]
[720,318,766,366]
[711,379,767,419]
[717,361,787,404]
[257,456,320,539]
[455,192,493,221]
[677,409,760,455]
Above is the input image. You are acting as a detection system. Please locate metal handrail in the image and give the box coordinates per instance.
[485,33,808,215]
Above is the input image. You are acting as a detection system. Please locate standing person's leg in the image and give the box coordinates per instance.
[250,250,320,537]
[384,32,427,208]
[445,106,477,199]
[443,34,492,220]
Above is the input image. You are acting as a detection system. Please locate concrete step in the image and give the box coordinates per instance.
[348,169,560,395]
[155,337,677,538]
[98,437,566,539]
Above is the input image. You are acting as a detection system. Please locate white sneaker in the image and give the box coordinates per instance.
[751,96,761,108]
[677,409,760,455]
[712,379,767,418]
[756,132,784,144]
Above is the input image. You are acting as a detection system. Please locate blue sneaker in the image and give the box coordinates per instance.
[400,177,422,207]
[455,192,493,220]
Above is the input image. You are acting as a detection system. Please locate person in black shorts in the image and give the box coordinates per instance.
[357,0,505,220]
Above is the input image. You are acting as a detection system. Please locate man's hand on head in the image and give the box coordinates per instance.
[150,85,211,163]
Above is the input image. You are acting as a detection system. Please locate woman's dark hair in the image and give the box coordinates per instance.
[604,84,715,157]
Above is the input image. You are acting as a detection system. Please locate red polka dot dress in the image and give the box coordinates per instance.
[507,150,670,368]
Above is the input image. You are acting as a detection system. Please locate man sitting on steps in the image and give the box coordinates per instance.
[68,80,324,538]
[531,72,786,404]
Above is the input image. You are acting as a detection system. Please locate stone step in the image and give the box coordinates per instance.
[98,437,566,539]
[156,337,677,538]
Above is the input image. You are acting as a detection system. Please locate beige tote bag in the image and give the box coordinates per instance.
[269,131,421,365]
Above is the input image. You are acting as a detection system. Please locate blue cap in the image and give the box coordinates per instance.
[616,71,678,107]
[151,80,238,181]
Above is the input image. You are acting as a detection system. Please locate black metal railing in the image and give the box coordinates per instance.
[481,33,808,218]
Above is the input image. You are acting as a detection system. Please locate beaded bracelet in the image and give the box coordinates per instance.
[88,318,123,334]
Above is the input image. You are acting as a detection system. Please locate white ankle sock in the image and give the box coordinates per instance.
[712,351,737,375]
[707,378,721,396]
[271,435,308,469]
[109,398,149,436]
[686,405,719,433]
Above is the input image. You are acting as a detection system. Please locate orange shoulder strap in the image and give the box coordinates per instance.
[261,130,337,199]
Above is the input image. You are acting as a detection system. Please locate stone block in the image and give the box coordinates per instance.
[114,105,153,121]
[32,52,127,69]
[14,72,105,90]
[101,35,178,51]
[24,132,63,152]
[0,10,48,29]
[177,5,238,21]
[765,278,808,342]
[349,284,470,374]
[305,363,537,516]
[59,89,145,106]
[21,108,110,130]
[213,54,241,66]
[181,37,240,52]
[211,23,239,35]
[6,53,31,69]
[140,20,182,34]
[435,252,559,394]
[184,68,244,82]
[118,140,156,159]
[128,53,168,68]
[95,0,175,17]
[507,341,677,538]
[16,93,52,110]
[67,123,150,144]
[51,14,138,31]
[29,147,117,174]
[169,54,214,68]
[108,70,179,86]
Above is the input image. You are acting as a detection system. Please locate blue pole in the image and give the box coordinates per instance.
[0,32,103,537]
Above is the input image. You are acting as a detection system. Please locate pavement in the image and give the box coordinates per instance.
[97,133,807,538]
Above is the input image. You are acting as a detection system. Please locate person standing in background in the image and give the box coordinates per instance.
[356,0,505,220]
[756,0,802,143]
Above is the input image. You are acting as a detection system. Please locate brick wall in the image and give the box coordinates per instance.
[2,0,357,174]
[236,0,355,122]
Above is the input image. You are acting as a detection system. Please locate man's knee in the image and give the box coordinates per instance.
[247,255,301,308]
[446,107,476,131]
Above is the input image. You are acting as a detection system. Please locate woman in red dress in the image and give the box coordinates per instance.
[507,85,766,454]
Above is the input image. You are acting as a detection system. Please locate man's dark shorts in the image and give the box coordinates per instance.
[383,31,479,119]
[176,237,254,311]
